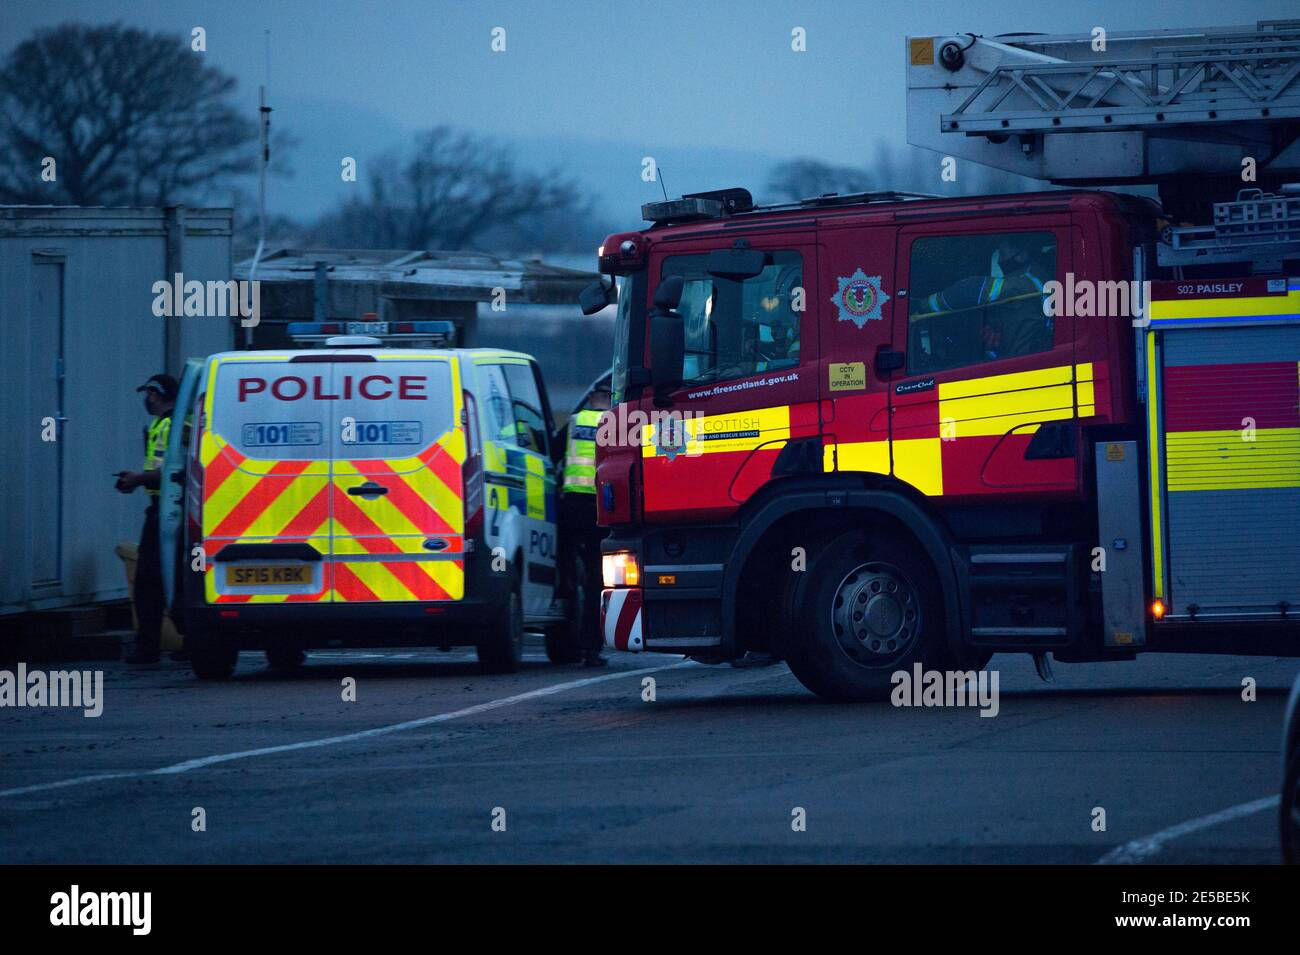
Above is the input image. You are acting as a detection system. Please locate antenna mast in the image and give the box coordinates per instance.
[246,30,272,347]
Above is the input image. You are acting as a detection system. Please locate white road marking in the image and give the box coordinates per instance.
[0,662,689,799]
[1097,795,1280,864]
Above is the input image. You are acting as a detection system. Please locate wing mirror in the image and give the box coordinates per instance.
[579,278,616,316]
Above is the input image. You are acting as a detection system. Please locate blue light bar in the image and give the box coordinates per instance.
[287,320,457,345]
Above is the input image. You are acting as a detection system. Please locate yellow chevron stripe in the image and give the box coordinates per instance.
[1145,334,1164,599]
[332,536,442,556]
[426,559,464,600]
[329,557,465,602]
[332,429,465,476]
[938,364,1077,438]
[332,453,464,537]
[525,453,546,520]
[825,439,889,475]
[203,464,329,539]
[1150,289,1300,320]
[1074,362,1096,417]
[937,363,1075,400]
[200,431,224,468]
[1165,427,1300,491]
[333,559,423,602]
[892,438,943,496]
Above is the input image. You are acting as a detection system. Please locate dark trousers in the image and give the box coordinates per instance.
[559,493,603,654]
[134,503,163,656]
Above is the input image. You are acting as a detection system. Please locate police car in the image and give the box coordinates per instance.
[157,321,584,679]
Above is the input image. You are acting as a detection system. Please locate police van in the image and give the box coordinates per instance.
[158,321,584,679]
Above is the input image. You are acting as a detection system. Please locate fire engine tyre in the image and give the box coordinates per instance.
[265,647,306,670]
[545,552,592,664]
[190,644,238,681]
[1282,750,1300,864]
[477,572,524,674]
[783,529,950,702]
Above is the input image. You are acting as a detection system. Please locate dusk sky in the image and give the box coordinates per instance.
[4,0,1296,220]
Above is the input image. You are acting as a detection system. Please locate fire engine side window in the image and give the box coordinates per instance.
[907,232,1056,375]
[477,363,518,447]
[501,362,549,456]
[662,250,802,386]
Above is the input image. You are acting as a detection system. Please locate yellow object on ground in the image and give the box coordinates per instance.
[115,541,184,651]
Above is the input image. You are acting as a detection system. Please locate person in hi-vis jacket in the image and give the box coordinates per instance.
[115,373,178,665]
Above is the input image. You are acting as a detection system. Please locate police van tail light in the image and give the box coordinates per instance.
[602,551,640,588]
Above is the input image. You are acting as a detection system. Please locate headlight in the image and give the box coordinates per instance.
[602,551,640,588]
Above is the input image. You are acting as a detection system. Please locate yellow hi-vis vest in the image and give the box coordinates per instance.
[561,408,601,495]
[143,415,171,498]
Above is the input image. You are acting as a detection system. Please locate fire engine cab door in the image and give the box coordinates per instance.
[328,355,466,604]
[888,222,1079,499]
[202,356,334,605]
[643,237,820,522]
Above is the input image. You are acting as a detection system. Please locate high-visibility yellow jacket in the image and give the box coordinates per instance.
[561,408,600,495]
[143,415,171,498]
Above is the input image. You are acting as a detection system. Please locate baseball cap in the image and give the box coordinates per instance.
[136,373,179,400]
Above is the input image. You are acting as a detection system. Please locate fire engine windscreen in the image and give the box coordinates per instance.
[212,360,454,460]
[662,250,803,386]
[907,231,1056,375]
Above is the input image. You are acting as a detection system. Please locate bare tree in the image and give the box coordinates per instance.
[766,159,874,202]
[0,22,257,206]
[310,127,589,250]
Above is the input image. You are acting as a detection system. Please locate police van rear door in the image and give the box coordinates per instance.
[202,355,333,605]
[327,352,466,604]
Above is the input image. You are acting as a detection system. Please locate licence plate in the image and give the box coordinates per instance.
[225,564,311,586]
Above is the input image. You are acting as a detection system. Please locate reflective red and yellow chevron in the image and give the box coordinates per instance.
[826,361,1107,497]
[199,403,466,605]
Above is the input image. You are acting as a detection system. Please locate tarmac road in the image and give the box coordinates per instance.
[1,638,1294,863]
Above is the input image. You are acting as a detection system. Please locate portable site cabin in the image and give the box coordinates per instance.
[0,206,234,621]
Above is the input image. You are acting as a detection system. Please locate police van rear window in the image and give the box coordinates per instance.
[212,359,454,460]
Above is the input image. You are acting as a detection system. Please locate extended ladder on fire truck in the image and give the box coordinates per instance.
[908,21,1300,636]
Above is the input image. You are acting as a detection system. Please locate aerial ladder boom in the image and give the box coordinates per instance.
[906,20,1300,269]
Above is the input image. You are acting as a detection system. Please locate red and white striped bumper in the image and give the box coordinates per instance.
[601,588,643,651]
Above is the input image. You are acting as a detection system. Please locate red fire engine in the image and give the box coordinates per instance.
[586,21,1300,700]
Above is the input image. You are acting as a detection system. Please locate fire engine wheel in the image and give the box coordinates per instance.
[1282,750,1300,864]
[190,642,238,681]
[477,572,524,674]
[784,530,947,702]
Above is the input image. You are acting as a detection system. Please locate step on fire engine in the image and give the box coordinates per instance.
[585,20,1300,700]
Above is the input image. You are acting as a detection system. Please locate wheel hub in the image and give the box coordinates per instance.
[830,562,921,667]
